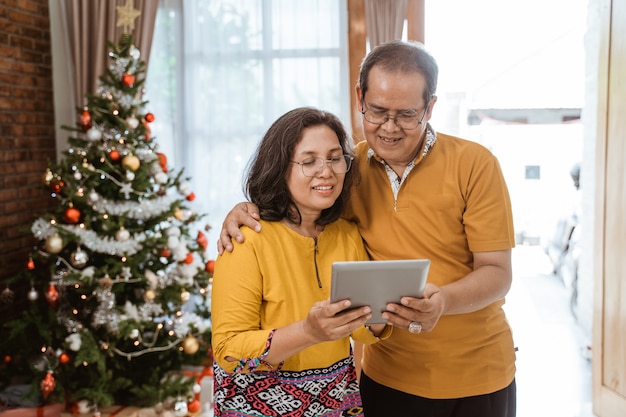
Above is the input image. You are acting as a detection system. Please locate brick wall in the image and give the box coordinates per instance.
[0,0,56,320]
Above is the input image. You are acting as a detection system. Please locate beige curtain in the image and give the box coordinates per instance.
[58,0,158,107]
[364,0,407,47]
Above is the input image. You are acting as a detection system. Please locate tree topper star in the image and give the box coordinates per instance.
[116,0,141,33]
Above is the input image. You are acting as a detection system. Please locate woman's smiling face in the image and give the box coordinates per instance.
[287,125,346,218]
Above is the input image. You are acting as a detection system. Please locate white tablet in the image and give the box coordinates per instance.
[331,259,430,324]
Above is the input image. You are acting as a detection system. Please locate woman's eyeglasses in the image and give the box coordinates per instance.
[291,155,353,177]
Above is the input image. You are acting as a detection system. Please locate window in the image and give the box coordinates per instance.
[147,0,349,258]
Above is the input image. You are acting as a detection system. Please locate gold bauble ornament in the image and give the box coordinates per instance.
[144,288,156,301]
[99,274,114,289]
[121,154,140,171]
[182,336,199,355]
[45,234,64,254]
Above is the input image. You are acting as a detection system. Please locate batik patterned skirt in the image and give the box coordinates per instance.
[213,356,364,417]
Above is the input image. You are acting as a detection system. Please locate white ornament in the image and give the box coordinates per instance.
[173,244,186,262]
[81,266,95,278]
[154,172,168,184]
[86,127,102,141]
[167,235,180,249]
[126,171,135,181]
[178,182,192,195]
[150,163,163,175]
[129,46,141,60]
[28,287,39,301]
[166,227,181,237]
[173,399,188,417]
[65,333,82,351]
[88,191,99,203]
[126,116,139,129]
[73,171,82,180]
[145,269,158,286]
[76,400,91,414]
[116,228,130,242]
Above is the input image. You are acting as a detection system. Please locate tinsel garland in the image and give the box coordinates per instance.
[89,192,178,220]
[32,218,146,256]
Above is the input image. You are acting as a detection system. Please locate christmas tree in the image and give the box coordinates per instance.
[0,35,213,411]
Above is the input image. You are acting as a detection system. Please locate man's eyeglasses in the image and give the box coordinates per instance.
[291,155,353,177]
[361,102,429,130]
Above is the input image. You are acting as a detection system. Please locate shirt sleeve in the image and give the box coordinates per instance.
[464,151,515,252]
[211,230,276,373]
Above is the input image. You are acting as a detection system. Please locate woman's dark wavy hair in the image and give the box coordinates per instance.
[359,40,438,105]
[243,107,358,227]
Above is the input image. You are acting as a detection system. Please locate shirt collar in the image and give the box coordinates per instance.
[367,123,438,162]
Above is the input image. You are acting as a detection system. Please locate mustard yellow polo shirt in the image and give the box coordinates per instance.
[345,132,516,399]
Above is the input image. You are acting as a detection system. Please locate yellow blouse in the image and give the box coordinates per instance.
[211,218,382,373]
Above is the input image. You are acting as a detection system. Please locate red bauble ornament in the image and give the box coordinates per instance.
[157,152,168,173]
[3,355,11,363]
[80,108,91,131]
[27,258,35,270]
[40,371,55,399]
[187,400,200,413]
[144,112,155,123]
[58,352,70,364]
[110,149,121,161]
[45,283,59,307]
[206,260,215,274]
[196,231,208,250]
[184,253,194,264]
[63,207,81,224]
[122,73,135,87]
[51,180,65,194]
[161,248,171,258]
[186,192,196,202]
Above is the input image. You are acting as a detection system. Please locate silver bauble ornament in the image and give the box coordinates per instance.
[1,287,15,304]
[70,247,89,268]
